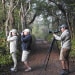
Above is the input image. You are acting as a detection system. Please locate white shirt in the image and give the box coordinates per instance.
[7,35,18,53]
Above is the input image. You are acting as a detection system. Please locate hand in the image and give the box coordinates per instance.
[53,33,55,36]
[21,32,24,36]
[9,32,12,37]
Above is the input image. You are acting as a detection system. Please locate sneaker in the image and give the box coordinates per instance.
[25,67,31,72]
[10,67,17,72]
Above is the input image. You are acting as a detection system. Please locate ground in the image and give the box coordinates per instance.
[1,39,75,75]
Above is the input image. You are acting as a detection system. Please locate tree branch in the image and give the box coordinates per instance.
[48,0,66,16]
[11,0,19,12]
[25,1,31,16]
[28,13,37,25]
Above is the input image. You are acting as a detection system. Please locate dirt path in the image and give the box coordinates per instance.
[5,39,75,75]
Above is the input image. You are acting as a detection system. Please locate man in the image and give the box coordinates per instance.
[53,24,71,75]
[7,29,18,72]
[21,29,32,72]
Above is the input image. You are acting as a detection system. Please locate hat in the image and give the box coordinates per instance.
[10,29,17,33]
[60,24,68,29]
[23,29,30,33]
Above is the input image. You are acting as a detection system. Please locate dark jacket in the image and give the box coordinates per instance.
[21,34,32,51]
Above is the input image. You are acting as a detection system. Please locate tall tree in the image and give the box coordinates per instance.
[2,0,6,20]
[19,0,36,30]
[19,2,30,30]
[5,0,19,37]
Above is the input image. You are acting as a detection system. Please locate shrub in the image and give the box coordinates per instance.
[70,39,75,57]
[0,37,12,66]
[0,54,12,65]
[0,38,7,54]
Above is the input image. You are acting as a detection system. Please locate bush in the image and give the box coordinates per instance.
[0,38,7,55]
[0,54,12,65]
[45,34,53,42]
[0,37,12,67]
[70,39,75,57]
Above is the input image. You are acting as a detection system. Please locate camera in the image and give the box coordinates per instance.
[9,32,12,37]
[49,30,60,34]
[21,32,24,36]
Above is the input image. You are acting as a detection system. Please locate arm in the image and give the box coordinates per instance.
[21,35,31,42]
[7,36,17,42]
[53,34,61,40]
[53,32,66,41]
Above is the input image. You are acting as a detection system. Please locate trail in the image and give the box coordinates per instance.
[3,39,75,75]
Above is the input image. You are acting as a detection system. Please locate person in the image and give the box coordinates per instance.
[7,29,18,72]
[53,24,71,75]
[21,29,32,72]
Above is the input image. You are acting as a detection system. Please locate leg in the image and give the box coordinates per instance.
[61,60,69,70]
[65,59,69,72]
[24,61,30,68]
[60,48,70,75]
[64,49,70,72]
[11,52,17,71]
[21,51,31,71]
[61,60,66,69]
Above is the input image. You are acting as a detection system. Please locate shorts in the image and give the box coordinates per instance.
[59,48,70,61]
[21,50,30,62]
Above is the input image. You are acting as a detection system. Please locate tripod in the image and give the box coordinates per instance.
[38,37,60,75]
[44,37,60,70]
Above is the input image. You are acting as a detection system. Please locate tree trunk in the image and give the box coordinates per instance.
[5,0,19,36]
[19,3,28,31]
[2,0,6,23]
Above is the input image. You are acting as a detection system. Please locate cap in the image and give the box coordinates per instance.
[60,24,68,29]
[23,29,30,33]
[10,29,17,33]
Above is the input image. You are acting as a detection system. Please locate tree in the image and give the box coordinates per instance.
[19,1,30,30]
[19,0,36,30]
[5,0,19,37]
[2,0,6,20]
[48,0,75,37]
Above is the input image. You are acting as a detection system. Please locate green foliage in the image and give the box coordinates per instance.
[45,33,53,41]
[0,37,12,65]
[0,37,7,55]
[70,39,75,57]
[0,31,5,38]
[0,54,12,65]
[0,38,6,47]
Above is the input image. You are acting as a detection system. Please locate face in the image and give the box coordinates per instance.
[60,27,65,32]
[24,31,28,35]
[12,32,16,36]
